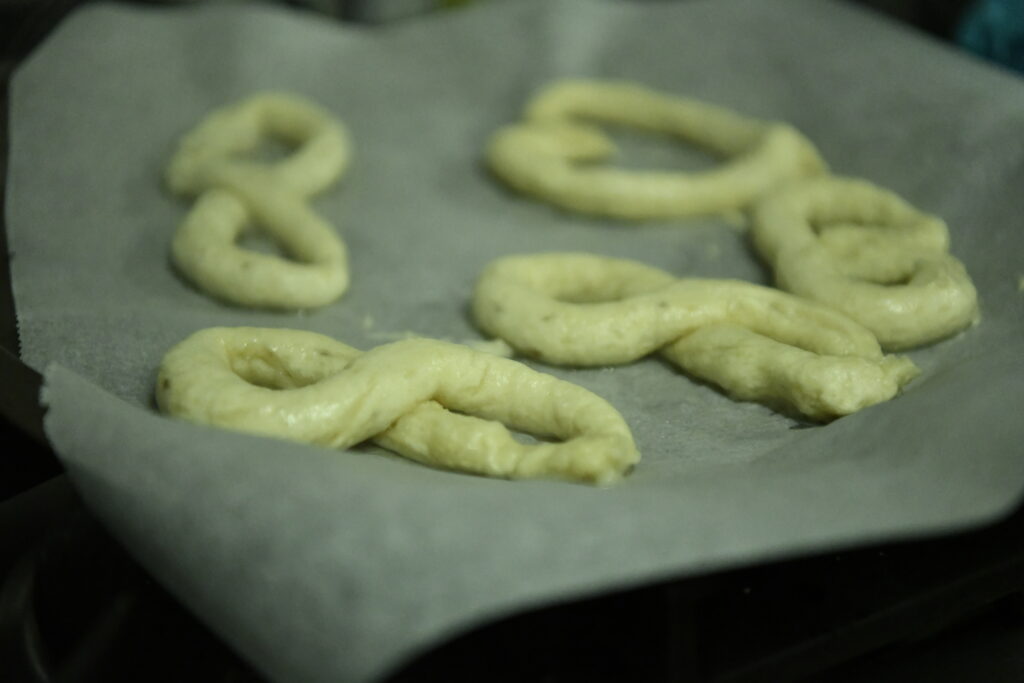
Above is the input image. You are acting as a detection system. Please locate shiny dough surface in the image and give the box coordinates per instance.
[486,80,826,219]
[166,93,351,309]
[156,327,640,485]
[473,253,919,421]
[750,176,979,350]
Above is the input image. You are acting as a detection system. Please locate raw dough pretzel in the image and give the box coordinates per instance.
[156,327,639,485]
[750,177,979,350]
[473,254,919,421]
[485,80,827,220]
[166,93,351,309]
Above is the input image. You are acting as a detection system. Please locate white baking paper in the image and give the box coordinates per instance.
[7,1,1024,681]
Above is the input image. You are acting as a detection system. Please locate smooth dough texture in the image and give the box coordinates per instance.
[156,327,640,485]
[166,93,351,309]
[486,80,826,220]
[473,253,919,421]
[750,176,979,350]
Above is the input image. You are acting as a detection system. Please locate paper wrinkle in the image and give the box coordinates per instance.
[9,1,1024,681]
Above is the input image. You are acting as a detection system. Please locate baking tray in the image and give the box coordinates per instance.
[2,1,1023,681]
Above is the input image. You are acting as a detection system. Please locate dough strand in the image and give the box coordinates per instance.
[473,253,919,421]
[157,327,640,485]
[750,176,979,349]
[166,93,351,309]
[486,80,826,219]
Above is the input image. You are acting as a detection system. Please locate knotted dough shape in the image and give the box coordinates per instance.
[166,93,351,309]
[473,254,919,421]
[485,80,827,220]
[156,328,639,485]
[750,177,979,350]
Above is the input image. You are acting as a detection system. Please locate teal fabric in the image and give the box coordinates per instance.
[958,0,1024,73]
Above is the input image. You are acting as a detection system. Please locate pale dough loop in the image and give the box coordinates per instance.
[486,80,827,220]
[166,93,351,309]
[750,176,979,350]
[156,327,640,485]
[473,254,919,421]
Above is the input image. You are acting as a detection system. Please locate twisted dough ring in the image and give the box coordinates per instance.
[156,328,639,485]
[750,177,979,350]
[485,80,827,220]
[473,254,919,421]
[166,93,351,309]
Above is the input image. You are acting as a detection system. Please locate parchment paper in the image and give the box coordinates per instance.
[7,1,1024,681]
